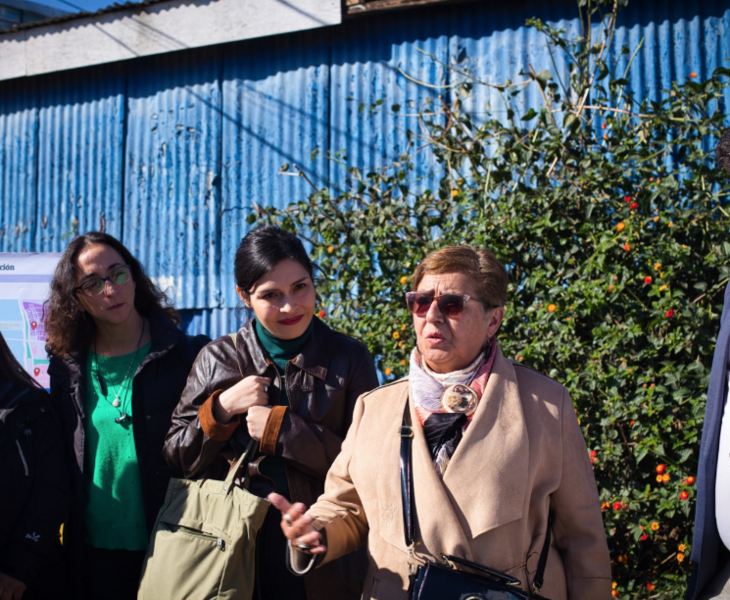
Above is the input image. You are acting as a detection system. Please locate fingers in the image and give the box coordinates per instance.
[268,492,292,514]
[268,496,316,539]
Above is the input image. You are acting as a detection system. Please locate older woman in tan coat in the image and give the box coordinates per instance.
[270,246,611,600]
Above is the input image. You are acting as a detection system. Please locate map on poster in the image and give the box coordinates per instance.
[0,253,61,388]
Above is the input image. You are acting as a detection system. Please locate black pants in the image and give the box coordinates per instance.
[253,505,308,600]
[84,546,146,600]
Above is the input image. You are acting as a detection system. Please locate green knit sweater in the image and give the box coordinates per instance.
[84,342,151,550]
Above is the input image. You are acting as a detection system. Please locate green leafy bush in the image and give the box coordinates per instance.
[253,2,730,597]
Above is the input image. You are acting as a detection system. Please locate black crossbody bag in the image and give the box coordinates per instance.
[400,405,553,600]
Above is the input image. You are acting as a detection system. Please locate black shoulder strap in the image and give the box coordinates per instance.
[399,403,415,548]
[532,512,553,593]
[399,402,553,596]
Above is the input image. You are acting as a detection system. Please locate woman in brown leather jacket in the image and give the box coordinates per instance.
[164,225,379,600]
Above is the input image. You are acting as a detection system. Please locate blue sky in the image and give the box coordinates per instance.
[34,0,119,13]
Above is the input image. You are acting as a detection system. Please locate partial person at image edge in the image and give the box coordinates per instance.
[0,331,68,600]
[685,129,730,600]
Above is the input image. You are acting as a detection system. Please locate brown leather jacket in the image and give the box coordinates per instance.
[163,316,379,600]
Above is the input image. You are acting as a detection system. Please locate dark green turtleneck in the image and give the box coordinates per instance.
[254,316,313,377]
[253,316,313,498]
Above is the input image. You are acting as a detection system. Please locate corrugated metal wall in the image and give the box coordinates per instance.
[0,0,728,339]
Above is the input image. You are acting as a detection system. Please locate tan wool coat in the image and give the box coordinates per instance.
[294,348,612,600]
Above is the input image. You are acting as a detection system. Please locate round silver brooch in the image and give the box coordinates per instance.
[440,384,479,415]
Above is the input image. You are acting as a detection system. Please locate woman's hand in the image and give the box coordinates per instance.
[268,493,327,554]
[214,375,271,424]
[0,572,26,600]
[246,405,272,441]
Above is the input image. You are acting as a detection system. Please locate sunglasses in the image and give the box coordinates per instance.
[405,292,492,317]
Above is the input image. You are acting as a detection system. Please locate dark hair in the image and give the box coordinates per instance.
[412,245,508,308]
[716,129,730,173]
[44,232,179,358]
[234,226,314,293]
[0,331,45,392]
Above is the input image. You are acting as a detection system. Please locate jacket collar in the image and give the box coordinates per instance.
[237,316,330,380]
[0,379,30,423]
[50,309,181,384]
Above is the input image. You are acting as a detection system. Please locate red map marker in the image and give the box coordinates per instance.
[30,321,37,330]
[34,367,40,376]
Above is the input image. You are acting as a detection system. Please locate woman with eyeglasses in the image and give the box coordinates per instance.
[270,245,612,600]
[45,232,209,600]
[164,225,379,600]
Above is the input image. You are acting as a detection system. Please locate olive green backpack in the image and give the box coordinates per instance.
[138,334,270,600]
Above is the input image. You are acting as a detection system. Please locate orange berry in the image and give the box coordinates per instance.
[547,304,557,313]
[384,368,392,376]
[400,359,406,366]
[616,222,625,231]
[327,245,334,253]
[400,276,407,284]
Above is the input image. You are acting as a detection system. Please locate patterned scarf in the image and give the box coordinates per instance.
[409,339,498,476]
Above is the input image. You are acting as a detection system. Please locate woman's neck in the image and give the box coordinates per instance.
[93,311,150,357]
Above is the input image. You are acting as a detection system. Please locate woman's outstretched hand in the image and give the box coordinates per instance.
[268,493,327,555]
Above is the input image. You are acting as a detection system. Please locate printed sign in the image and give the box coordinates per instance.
[0,253,61,388]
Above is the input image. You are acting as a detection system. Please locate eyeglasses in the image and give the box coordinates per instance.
[405,292,492,317]
[75,265,132,297]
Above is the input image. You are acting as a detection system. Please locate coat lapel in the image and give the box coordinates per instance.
[441,348,529,540]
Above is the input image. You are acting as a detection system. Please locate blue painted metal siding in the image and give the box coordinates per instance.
[0,0,728,339]
[35,67,126,252]
[0,84,37,252]
[220,29,331,309]
[124,49,223,310]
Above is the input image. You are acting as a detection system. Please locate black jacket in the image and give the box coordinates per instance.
[48,310,209,594]
[0,378,68,599]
